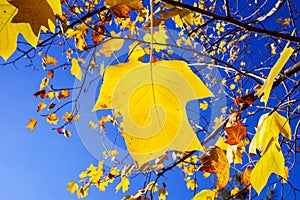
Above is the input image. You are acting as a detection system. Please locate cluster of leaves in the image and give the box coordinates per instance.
[1,0,300,199]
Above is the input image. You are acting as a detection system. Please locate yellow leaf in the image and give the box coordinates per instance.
[26,118,37,131]
[8,0,62,36]
[213,116,224,130]
[46,113,58,124]
[158,188,168,200]
[199,101,208,110]
[231,187,239,196]
[0,0,37,60]
[257,42,294,106]
[62,112,73,121]
[115,176,130,193]
[39,77,49,91]
[93,60,213,167]
[186,179,197,190]
[143,28,169,52]
[77,186,88,198]
[230,84,236,90]
[129,43,145,61]
[250,139,285,195]
[282,166,289,183]
[88,120,98,129]
[79,164,97,179]
[37,102,47,112]
[240,61,246,66]
[100,31,124,57]
[67,182,78,194]
[192,189,217,200]
[71,58,83,81]
[249,111,291,154]
[43,55,57,65]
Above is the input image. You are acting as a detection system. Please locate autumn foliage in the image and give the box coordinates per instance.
[1,0,300,199]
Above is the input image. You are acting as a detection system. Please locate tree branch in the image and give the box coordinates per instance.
[160,0,300,43]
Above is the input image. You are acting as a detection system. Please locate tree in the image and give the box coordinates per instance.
[1,0,300,199]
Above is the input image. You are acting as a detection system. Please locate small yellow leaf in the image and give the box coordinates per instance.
[240,61,246,66]
[26,118,37,131]
[67,182,78,194]
[231,187,239,196]
[43,55,57,65]
[37,102,47,112]
[192,189,217,200]
[213,116,224,130]
[71,58,83,81]
[199,101,208,110]
[39,77,49,90]
[257,42,294,106]
[230,84,236,90]
[158,188,168,200]
[88,121,98,129]
[79,164,97,179]
[282,166,289,183]
[46,113,58,124]
[115,176,130,193]
[186,179,197,190]
[109,150,119,157]
[62,112,73,121]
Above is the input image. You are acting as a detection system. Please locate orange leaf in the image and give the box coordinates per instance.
[234,93,255,106]
[241,168,252,189]
[57,89,70,100]
[33,90,48,98]
[43,54,57,66]
[37,102,47,112]
[199,146,230,189]
[225,120,247,145]
[48,70,54,79]
[26,118,37,131]
[62,112,73,121]
[48,102,56,110]
[111,3,131,18]
[46,113,58,124]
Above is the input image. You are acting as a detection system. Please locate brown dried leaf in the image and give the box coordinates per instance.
[225,120,247,145]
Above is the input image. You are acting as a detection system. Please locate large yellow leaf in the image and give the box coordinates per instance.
[0,0,37,60]
[257,42,294,106]
[93,60,213,167]
[250,138,285,195]
[8,0,62,35]
[0,0,61,60]
[192,189,217,200]
[249,111,291,154]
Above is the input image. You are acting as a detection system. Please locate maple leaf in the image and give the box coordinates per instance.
[186,179,197,190]
[71,58,83,81]
[26,118,37,131]
[56,89,70,100]
[116,176,130,193]
[225,120,247,145]
[192,189,217,200]
[93,60,213,168]
[8,0,62,36]
[0,0,37,60]
[199,101,208,110]
[199,146,230,189]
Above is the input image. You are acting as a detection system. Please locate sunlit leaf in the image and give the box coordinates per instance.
[46,113,58,124]
[257,42,294,106]
[158,188,168,200]
[100,31,124,57]
[199,146,230,189]
[249,111,291,154]
[67,182,78,194]
[241,168,252,189]
[43,55,57,66]
[199,100,208,110]
[231,187,239,197]
[192,189,217,200]
[71,58,83,81]
[250,138,285,195]
[37,102,47,112]
[105,0,144,18]
[186,179,197,190]
[225,120,247,145]
[8,0,62,36]
[93,60,213,167]
[115,176,130,193]
[26,118,37,131]
[39,77,49,91]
